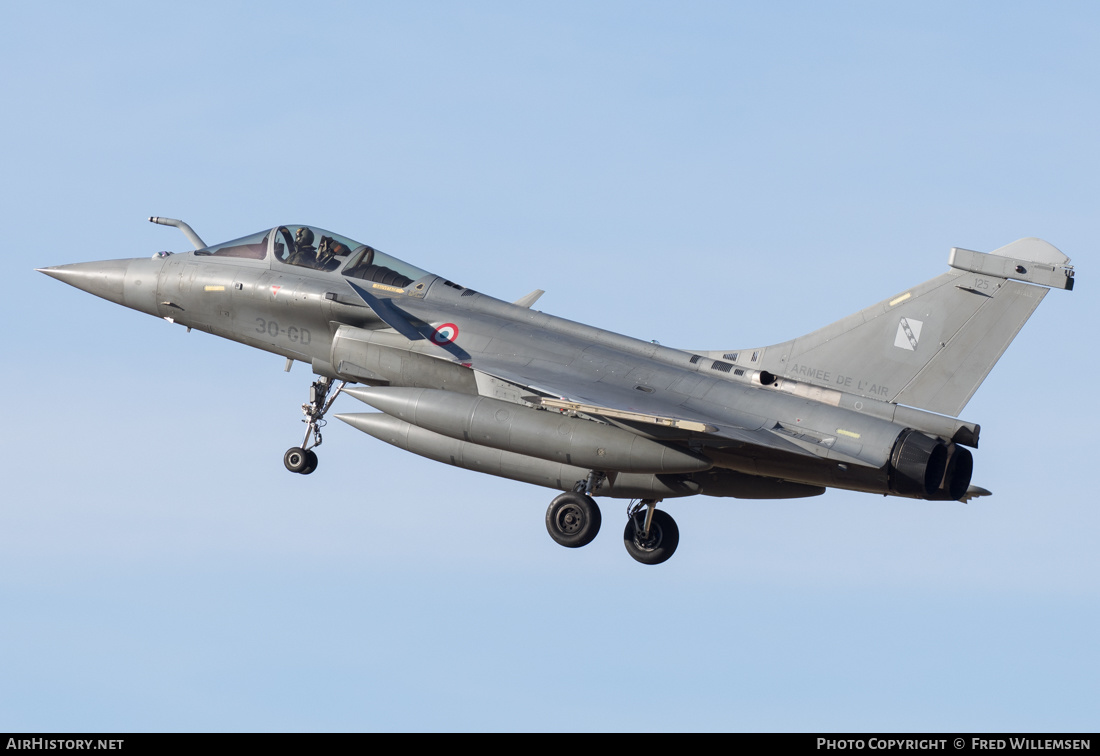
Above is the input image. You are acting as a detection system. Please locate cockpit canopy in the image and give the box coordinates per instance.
[195,225,431,287]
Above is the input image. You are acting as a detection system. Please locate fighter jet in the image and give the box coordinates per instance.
[38,217,1076,564]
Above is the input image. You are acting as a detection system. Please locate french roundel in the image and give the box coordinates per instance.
[432,323,459,344]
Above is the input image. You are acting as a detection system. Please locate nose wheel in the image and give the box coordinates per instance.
[284,377,346,475]
[283,447,318,475]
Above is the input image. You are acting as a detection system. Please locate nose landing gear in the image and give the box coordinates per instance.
[283,377,346,475]
[283,447,317,475]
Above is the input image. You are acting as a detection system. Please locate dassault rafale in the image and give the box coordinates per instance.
[39,217,1076,564]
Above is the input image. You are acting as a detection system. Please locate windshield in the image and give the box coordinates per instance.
[195,230,269,259]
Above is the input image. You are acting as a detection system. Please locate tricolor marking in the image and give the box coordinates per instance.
[432,323,459,344]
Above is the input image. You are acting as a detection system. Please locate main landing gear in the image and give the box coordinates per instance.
[543,474,680,565]
[284,376,346,475]
[545,471,605,547]
[623,499,679,566]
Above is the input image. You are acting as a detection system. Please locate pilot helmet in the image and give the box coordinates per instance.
[295,227,315,247]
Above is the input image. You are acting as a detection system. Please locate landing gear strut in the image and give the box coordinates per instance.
[623,499,679,565]
[284,376,346,475]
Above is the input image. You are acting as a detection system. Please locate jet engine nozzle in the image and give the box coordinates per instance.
[888,429,975,501]
[889,429,948,498]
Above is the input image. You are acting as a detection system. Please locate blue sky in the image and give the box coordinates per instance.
[2,1,1097,732]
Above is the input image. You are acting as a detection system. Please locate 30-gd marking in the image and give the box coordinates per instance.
[255,317,311,344]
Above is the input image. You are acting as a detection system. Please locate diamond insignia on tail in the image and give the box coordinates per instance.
[894,317,923,351]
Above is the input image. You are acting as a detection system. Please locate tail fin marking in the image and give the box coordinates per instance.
[706,239,1074,418]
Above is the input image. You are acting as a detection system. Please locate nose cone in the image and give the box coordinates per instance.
[38,257,164,316]
[38,260,129,306]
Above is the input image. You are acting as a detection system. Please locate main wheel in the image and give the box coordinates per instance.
[545,492,602,548]
[284,447,309,474]
[623,509,679,565]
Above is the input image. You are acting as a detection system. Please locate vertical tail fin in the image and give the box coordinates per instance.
[709,239,1075,417]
